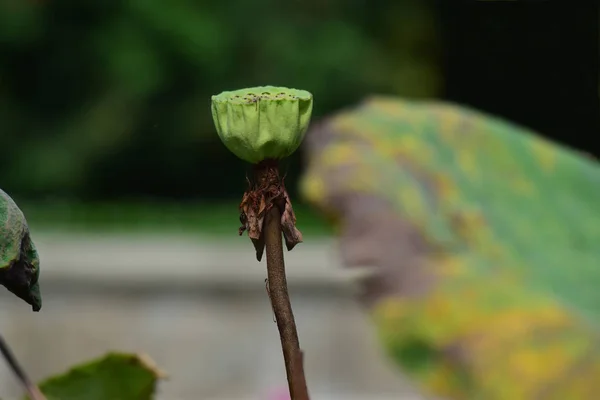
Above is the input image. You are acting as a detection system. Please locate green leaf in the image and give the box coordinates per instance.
[25,353,166,400]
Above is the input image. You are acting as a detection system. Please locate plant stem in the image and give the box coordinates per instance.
[264,206,309,400]
[0,334,47,400]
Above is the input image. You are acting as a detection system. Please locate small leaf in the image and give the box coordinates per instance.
[25,353,166,400]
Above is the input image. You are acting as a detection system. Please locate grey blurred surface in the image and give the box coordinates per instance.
[0,233,425,400]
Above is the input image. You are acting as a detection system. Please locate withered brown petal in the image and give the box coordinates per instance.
[252,236,265,262]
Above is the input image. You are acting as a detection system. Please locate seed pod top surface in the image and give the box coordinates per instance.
[211,86,313,163]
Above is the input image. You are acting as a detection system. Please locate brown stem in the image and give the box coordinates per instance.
[0,334,47,400]
[264,206,310,400]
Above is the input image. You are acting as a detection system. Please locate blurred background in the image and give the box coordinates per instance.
[0,0,597,399]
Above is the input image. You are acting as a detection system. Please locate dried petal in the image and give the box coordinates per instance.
[281,187,303,251]
[238,166,303,260]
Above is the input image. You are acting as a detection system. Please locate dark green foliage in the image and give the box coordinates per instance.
[0,0,440,200]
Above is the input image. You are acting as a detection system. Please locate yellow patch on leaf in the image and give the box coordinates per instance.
[530,138,557,173]
[512,177,537,196]
[321,143,362,168]
[457,151,481,181]
[298,174,326,205]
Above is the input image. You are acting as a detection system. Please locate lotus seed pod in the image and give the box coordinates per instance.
[211,86,313,163]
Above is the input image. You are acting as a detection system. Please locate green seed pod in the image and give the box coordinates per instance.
[211,86,313,163]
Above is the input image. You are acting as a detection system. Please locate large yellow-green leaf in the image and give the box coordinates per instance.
[300,96,600,399]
